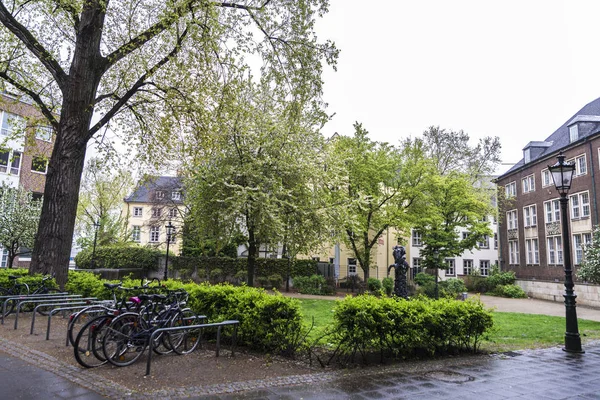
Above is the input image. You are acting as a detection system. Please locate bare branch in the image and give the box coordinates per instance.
[0,2,67,88]
[51,0,80,30]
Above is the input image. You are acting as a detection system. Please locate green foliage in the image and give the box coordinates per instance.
[367,278,382,292]
[327,295,494,362]
[268,274,283,290]
[414,272,435,286]
[292,274,334,295]
[492,284,527,298]
[74,245,162,270]
[382,277,394,296]
[486,271,516,289]
[578,226,600,283]
[0,269,56,290]
[209,268,224,283]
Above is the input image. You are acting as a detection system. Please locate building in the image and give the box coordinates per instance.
[123,176,185,254]
[0,93,54,268]
[495,97,600,283]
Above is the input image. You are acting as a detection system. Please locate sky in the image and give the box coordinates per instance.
[315,0,600,175]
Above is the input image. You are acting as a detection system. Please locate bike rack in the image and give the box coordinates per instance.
[39,304,111,341]
[63,303,115,346]
[145,319,238,376]
[13,296,96,329]
[1,293,70,324]
[29,301,102,336]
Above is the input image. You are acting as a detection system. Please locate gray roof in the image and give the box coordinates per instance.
[499,97,600,178]
[124,176,183,203]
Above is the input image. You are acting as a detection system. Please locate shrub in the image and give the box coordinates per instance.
[382,277,394,296]
[209,268,224,283]
[256,276,269,288]
[367,278,382,292]
[492,284,527,298]
[440,278,467,298]
[414,272,435,286]
[328,295,493,363]
[75,245,162,270]
[292,274,330,295]
[268,273,283,290]
[233,270,247,285]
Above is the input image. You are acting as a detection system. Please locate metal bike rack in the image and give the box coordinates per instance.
[14,296,95,329]
[145,319,238,376]
[1,293,70,324]
[40,304,111,340]
[63,304,115,346]
[30,301,97,335]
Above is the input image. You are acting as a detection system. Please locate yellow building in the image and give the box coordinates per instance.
[123,176,185,254]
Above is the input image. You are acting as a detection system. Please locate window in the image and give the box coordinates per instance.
[156,191,164,200]
[544,200,560,223]
[0,150,8,173]
[524,148,531,164]
[0,112,23,136]
[541,169,551,187]
[132,226,141,242]
[169,208,178,218]
[522,175,535,193]
[1,249,8,268]
[523,204,537,227]
[31,156,48,174]
[171,191,181,201]
[570,192,590,219]
[509,240,519,265]
[150,226,160,243]
[411,258,423,279]
[9,151,21,175]
[494,233,498,249]
[547,236,563,265]
[573,233,592,265]
[329,257,335,264]
[152,207,161,218]
[525,238,539,265]
[133,207,143,217]
[463,259,473,275]
[505,181,516,198]
[507,210,518,230]
[569,155,587,176]
[412,230,422,246]
[35,126,53,142]
[348,258,357,276]
[569,124,579,142]
[445,259,455,276]
[462,232,469,240]
[478,235,489,249]
[480,260,490,277]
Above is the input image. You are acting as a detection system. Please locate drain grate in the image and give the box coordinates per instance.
[424,370,474,383]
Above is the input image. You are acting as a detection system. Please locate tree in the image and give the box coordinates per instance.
[185,78,330,286]
[0,184,41,268]
[0,0,337,287]
[328,123,430,281]
[76,158,135,249]
[578,226,600,284]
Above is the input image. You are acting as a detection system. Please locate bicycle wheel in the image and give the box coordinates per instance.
[3,285,28,317]
[150,308,177,355]
[170,309,201,355]
[0,288,11,318]
[102,313,147,367]
[68,305,112,347]
[73,315,113,368]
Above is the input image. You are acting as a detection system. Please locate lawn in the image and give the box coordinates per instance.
[297,298,600,352]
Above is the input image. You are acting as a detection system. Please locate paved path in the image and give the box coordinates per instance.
[1,294,600,399]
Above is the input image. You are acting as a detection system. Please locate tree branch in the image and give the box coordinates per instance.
[51,0,80,30]
[90,26,190,139]
[0,2,67,88]
[0,70,59,129]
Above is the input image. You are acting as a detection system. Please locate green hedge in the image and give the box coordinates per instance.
[328,295,493,363]
[0,269,58,290]
[171,256,318,282]
[64,271,305,356]
[74,245,162,270]
[292,274,335,295]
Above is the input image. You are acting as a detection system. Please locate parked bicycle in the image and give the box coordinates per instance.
[0,275,59,317]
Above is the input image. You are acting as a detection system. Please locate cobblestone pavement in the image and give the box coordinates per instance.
[1,334,600,399]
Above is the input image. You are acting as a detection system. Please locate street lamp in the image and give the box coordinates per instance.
[548,152,583,353]
[164,221,174,281]
[90,220,100,269]
[432,249,440,300]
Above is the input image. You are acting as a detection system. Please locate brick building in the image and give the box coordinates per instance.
[495,97,600,281]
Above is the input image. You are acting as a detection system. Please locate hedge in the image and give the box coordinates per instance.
[327,295,494,363]
[171,256,318,282]
[74,245,162,270]
[0,269,58,290]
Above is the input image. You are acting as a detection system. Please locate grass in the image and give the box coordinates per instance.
[297,298,600,351]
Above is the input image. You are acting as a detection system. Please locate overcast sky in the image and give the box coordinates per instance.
[315,0,600,175]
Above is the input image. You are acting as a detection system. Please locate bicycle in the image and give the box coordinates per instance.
[0,275,59,317]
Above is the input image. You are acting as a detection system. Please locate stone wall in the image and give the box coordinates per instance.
[516,279,600,308]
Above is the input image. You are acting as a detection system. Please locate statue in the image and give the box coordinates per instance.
[387,245,410,299]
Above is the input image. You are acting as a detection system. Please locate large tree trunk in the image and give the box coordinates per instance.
[28,4,105,289]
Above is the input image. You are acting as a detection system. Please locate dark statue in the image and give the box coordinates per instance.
[387,245,410,299]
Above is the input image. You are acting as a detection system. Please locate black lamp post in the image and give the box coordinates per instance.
[548,152,583,353]
[90,220,100,268]
[432,249,440,300]
[164,221,174,281]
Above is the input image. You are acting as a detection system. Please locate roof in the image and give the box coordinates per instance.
[124,176,183,203]
[498,97,600,178]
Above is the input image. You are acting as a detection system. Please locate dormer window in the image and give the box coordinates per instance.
[156,190,164,200]
[524,148,531,163]
[569,124,579,143]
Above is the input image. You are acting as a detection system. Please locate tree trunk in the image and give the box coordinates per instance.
[247,228,257,287]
